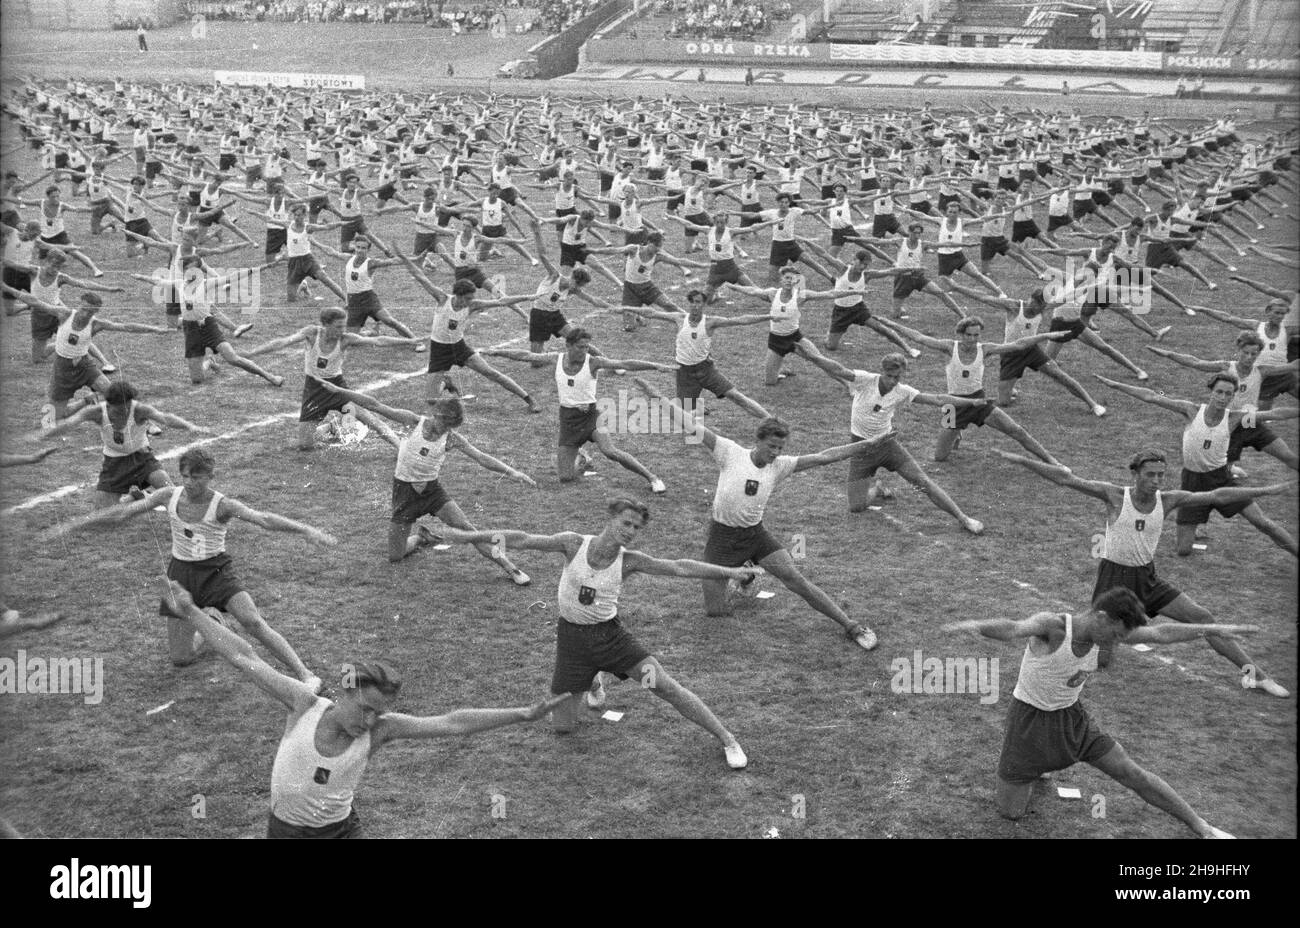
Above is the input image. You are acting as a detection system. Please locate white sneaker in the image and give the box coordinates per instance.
[233,322,254,338]
[509,567,531,587]
[1207,283,1218,291]
[962,518,985,536]
[1092,404,1107,417]
[487,273,506,293]
[1153,326,1171,342]
[1242,669,1290,698]
[850,624,878,651]
[1184,307,1197,316]
[1205,825,1236,839]
[303,675,323,695]
[649,477,667,495]
[1136,369,1150,381]
[723,741,748,770]
[576,448,595,473]
[1230,464,1247,480]
[39,403,56,431]
[907,347,921,359]
[584,675,607,710]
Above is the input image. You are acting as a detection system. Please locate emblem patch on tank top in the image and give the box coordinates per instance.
[1134,519,1145,532]
[578,586,596,606]
[313,766,331,785]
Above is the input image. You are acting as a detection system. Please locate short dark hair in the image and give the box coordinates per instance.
[1093,587,1148,630]
[178,447,216,476]
[320,306,346,325]
[607,495,650,524]
[1206,371,1239,392]
[452,279,476,297]
[1235,330,1265,350]
[571,266,592,287]
[955,316,984,335]
[344,660,403,697]
[686,289,706,303]
[755,417,790,442]
[104,380,138,405]
[1128,447,1166,472]
[428,396,464,427]
[565,326,592,345]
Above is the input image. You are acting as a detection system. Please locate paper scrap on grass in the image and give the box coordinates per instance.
[1056,787,1083,799]
[868,505,883,511]
[601,710,624,722]
[755,590,776,600]
[1132,643,1153,652]
[1192,543,1208,551]
[432,544,452,551]
[146,700,175,716]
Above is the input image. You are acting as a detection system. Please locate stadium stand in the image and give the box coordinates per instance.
[12,0,182,29]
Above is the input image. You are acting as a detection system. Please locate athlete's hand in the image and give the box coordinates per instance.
[304,527,338,546]
[729,566,762,584]
[654,362,675,373]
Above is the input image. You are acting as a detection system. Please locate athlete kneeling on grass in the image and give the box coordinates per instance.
[433,496,757,770]
[945,586,1255,838]
[305,383,535,584]
[36,379,208,508]
[158,585,566,839]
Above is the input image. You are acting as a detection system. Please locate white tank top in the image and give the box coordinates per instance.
[937,217,964,255]
[1182,404,1229,473]
[676,315,712,365]
[481,197,505,227]
[168,487,227,561]
[287,225,311,258]
[100,401,149,457]
[556,353,598,407]
[394,420,449,483]
[683,187,706,215]
[304,327,345,377]
[707,226,734,261]
[770,208,799,242]
[624,249,656,284]
[769,288,801,336]
[833,267,866,307]
[1227,361,1262,410]
[269,698,371,828]
[54,312,94,360]
[1012,613,1097,711]
[557,535,623,625]
[873,193,895,217]
[450,232,476,268]
[1102,488,1163,567]
[1257,320,1289,366]
[199,185,221,210]
[1005,300,1040,342]
[895,240,924,269]
[533,277,569,314]
[945,342,984,396]
[41,202,65,238]
[265,196,290,229]
[828,200,853,230]
[430,296,470,344]
[344,255,373,294]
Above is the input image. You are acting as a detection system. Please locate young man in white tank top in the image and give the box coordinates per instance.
[65,448,335,685]
[484,327,672,490]
[36,378,206,509]
[945,586,1256,835]
[243,305,416,450]
[1095,370,1299,558]
[157,597,564,837]
[998,446,1293,697]
[433,496,757,769]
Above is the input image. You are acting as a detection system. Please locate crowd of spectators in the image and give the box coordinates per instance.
[659,1,790,40]
[180,1,536,25]
[539,0,601,33]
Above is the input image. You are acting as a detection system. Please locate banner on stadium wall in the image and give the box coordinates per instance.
[214,71,366,90]
[587,40,1299,76]
[1162,53,1299,74]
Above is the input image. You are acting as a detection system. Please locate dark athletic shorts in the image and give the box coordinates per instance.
[551,617,652,695]
[937,251,968,276]
[702,519,784,567]
[706,258,742,289]
[872,214,900,237]
[50,354,102,401]
[426,338,474,373]
[267,808,362,839]
[996,697,1116,784]
[1011,219,1041,243]
[453,265,489,291]
[1260,367,1298,403]
[1228,423,1279,463]
[183,317,225,359]
[31,309,60,342]
[848,434,913,480]
[1176,465,1250,525]
[529,308,568,344]
[767,329,804,357]
[96,450,165,495]
[998,344,1050,382]
[265,227,287,258]
[981,237,1011,262]
[1049,316,1086,343]
[287,254,323,287]
[892,270,929,300]
[675,359,734,400]
[345,290,383,328]
[559,403,599,448]
[769,240,802,268]
[1092,558,1180,616]
[829,300,871,334]
[950,389,994,429]
[300,373,349,422]
[164,553,244,612]
[621,279,661,307]
[391,477,451,523]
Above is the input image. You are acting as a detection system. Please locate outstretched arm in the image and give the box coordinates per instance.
[993,449,1111,502]
[159,580,316,711]
[306,375,421,426]
[436,527,580,554]
[372,694,572,743]
[1144,345,1225,373]
[792,434,897,473]
[1093,375,1196,418]
[623,550,756,583]
[220,497,338,546]
[1126,622,1260,646]
[942,610,1064,642]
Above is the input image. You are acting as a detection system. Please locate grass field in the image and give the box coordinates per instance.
[0,23,1296,839]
